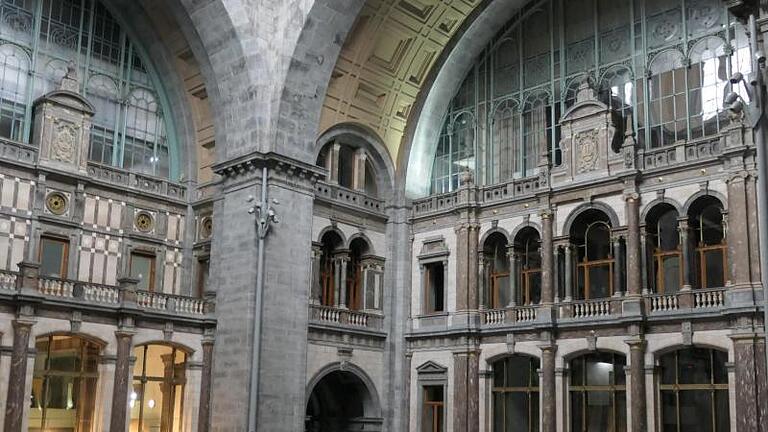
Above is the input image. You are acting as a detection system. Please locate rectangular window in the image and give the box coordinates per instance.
[424,262,445,314]
[196,257,209,298]
[423,386,444,432]
[39,236,68,278]
[130,252,155,291]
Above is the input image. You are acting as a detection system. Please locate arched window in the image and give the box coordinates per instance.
[490,99,519,184]
[29,335,101,431]
[688,38,728,139]
[688,197,727,288]
[521,93,547,177]
[0,0,177,178]
[431,122,452,194]
[515,227,541,305]
[569,352,626,432]
[347,238,369,311]
[647,204,682,294]
[648,50,688,148]
[571,210,615,299]
[492,355,539,432]
[659,347,729,431]
[316,142,379,196]
[130,344,187,432]
[599,67,634,153]
[0,43,28,141]
[318,231,344,306]
[484,233,509,309]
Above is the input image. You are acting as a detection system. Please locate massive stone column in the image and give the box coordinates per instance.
[679,219,692,290]
[625,194,642,295]
[732,333,768,431]
[453,347,480,432]
[455,223,480,311]
[626,338,646,432]
[197,336,215,432]
[110,329,134,432]
[3,317,35,432]
[727,174,753,288]
[541,211,555,304]
[210,156,321,432]
[540,343,557,432]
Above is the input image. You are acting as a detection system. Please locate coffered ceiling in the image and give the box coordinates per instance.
[319,0,481,164]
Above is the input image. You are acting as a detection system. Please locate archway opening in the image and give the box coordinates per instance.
[305,370,380,432]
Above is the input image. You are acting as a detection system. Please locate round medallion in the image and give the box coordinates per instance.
[45,192,68,215]
[135,212,153,232]
[200,217,213,239]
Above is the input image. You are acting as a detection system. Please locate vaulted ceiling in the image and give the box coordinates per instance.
[319,0,482,164]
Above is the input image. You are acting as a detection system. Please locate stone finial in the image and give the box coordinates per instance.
[59,61,80,93]
[575,75,597,104]
[460,167,474,186]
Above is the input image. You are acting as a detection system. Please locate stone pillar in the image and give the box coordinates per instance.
[625,194,642,295]
[352,148,367,191]
[468,225,479,310]
[456,224,480,311]
[564,246,573,301]
[197,337,215,432]
[339,255,349,309]
[732,334,768,431]
[553,246,560,302]
[540,343,557,432]
[613,236,623,296]
[478,252,486,309]
[310,244,322,304]
[626,338,646,432]
[640,227,649,295]
[541,211,555,304]
[508,248,518,307]
[727,174,752,287]
[3,317,35,432]
[453,348,480,432]
[679,219,692,290]
[326,142,340,184]
[109,329,134,432]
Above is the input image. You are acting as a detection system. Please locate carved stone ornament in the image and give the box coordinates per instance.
[135,212,154,233]
[460,168,474,186]
[576,129,600,173]
[45,191,68,215]
[51,120,78,163]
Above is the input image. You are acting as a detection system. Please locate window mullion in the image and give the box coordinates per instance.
[21,0,44,143]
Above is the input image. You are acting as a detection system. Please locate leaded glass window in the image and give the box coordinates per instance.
[0,0,176,178]
[429,0,749,195]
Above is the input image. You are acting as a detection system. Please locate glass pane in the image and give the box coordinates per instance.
[615,392,627,432]
[586,391,612,431]
[571,392,584,432]
[506,392,530,432]
[496,275,510,308]
[130,254,154,291]
[529,273,542,304]
[661,255,681,293]
[588,264,612,299]
[678,390,713,432]
[144,345,174,378]
[679,348,711,385]
[129,381,142,426]
[712,350,728,384]
[505,357,530,387]
[660,391,677,432]
[29,377,44,428]
[493,393,504,432]
[133,345,146,377]
[660,352,677,384]
[714,390,730,432]
[40,238,66,278]
[48,335,79,372]
[703,249,724,288]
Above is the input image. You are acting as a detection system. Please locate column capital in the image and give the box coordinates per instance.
[623,192,640,202]
[624,337,646,350]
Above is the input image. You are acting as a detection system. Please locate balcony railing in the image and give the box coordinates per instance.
[309,304,384,331]
[314,181,384,214]
[638,136,722,171]
[0,269,210,318]
[646,288,727,314]
[569,298,615,319]
[481,305,537,326]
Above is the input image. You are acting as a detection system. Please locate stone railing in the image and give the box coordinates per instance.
[136,290,206,315]
[412,190,459,216]
[38,276,76,298]
[309,304,384,331]
[569,298,614,319]
[648,293,679,312]
[0,266,209,318]
[694,288,726,309]
[481,305,537,326]
[87,163,188,201]
[412,175,541,217]
[639,136,722,171]
[314,181,385,214]
[0,137,37,165]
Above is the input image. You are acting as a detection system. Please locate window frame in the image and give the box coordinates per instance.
[491,355,540,432]
[39,234,70,279]
[129,250,156,292]
[423,260,447,315]
[568,352,627,432]
[130,344,188,432]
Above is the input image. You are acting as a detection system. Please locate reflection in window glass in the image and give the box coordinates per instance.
[570,352,626,432]
[40,236,68,278]
[130,345,187,432]
[492,356,540,432]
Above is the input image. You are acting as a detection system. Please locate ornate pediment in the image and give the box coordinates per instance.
[416,360,447,375]
[552,75,633,185]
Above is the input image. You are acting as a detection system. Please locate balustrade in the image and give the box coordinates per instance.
[309,304,383,330]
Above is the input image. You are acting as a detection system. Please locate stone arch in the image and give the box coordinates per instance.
[480,226,512,247]
[132,339,195,356]
[485,350,541,367]
[400,0,545,197]
[683,190,729,215]
[33,331,108,350]
[510,221,543,243]
[316,123,396,200]
[275,0,366,163]
[650,338,733,362]
[318,226,347,247]
[560,201,621,237]
[305,361,383,431]
[348,232,375,256]
[640,197,685,222]
[559,344,629,364]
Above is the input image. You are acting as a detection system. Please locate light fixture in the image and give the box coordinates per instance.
[148,399,156,409]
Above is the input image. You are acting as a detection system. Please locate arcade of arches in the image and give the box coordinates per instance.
[0,0,766,432]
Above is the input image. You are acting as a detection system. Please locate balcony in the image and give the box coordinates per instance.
[646,287,727,315]
[309,304,384,332]
[0,268,211,320]
[314,181,385,215]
